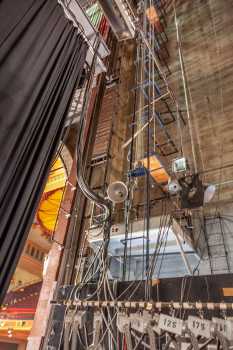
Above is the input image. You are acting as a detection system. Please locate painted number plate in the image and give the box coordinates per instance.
[158,314,183,335]
[212,318,233,340]
[188,316,211,338]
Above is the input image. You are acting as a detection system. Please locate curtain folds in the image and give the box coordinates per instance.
[0,0,87,303]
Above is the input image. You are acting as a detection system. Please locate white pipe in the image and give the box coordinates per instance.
[174,3,198,173]
[173,226,193,275]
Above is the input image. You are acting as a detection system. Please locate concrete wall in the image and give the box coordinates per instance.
[162,0,233,275]
[165,0,233,192]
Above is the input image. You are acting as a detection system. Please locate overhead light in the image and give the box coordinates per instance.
[167,179,181,195]
[107,181,128,203]
[204,184,216,203]
[177,175,216,208]
[141,154,170,184]
[172,157,187,173]
[179,174,204,209]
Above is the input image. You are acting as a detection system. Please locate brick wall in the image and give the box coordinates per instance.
[92,86,116,159]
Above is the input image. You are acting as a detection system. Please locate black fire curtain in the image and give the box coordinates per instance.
[0,0,87,303]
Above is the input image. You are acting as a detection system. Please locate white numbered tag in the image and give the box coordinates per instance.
[212,318,233,340]
[188,316,211,338]
[130,312,153,333]
[117,313,130,333]
[130,313,145,333]
[158,314,183,335]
